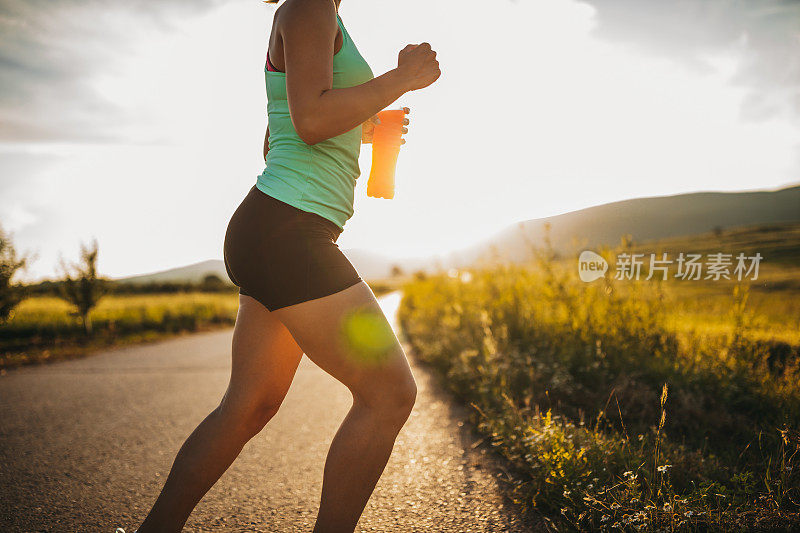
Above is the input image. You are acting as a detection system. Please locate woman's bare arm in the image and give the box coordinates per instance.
[280,0,439,145]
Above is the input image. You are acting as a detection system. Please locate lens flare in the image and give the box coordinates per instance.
[341,308,396,364]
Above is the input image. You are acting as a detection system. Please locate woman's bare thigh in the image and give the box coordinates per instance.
[221,294,304,413]
[271,282,414,399]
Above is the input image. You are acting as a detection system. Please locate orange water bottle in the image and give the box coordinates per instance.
[367,109,407,199]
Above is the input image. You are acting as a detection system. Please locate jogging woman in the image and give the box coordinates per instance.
[136,0,440,531]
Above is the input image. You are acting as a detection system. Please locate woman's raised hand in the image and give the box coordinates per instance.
[396,43,441,92]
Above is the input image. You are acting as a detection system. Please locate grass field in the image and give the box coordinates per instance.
[613,224,800,352]
[398,225,800,531]
[0,292,240,368]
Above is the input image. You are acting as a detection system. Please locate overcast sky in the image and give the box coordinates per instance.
[1,0,798,280]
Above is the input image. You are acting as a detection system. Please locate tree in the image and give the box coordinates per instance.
[0,225,28,323]
[201,273,225,290]
[390,264,405,278]
[59,239,107,335]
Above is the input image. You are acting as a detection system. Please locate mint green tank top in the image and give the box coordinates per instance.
[256,13,374,230]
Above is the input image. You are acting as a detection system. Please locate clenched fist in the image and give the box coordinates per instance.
[396,43,441,92]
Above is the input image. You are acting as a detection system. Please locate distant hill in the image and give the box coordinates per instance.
[116,249,401,285]
[116,260,228,285]
[447,185,800,266]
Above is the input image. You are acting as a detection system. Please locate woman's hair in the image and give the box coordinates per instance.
[263,0,280,4]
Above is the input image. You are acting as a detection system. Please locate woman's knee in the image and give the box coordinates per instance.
[383,373,417,414]
[218,396,284,438]
[396,375,418,417]
[353,364,417,424]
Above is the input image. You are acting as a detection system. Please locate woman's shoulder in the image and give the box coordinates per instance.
[275,0,337,26]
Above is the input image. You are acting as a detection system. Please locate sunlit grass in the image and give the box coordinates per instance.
[622,279,800,347]
[8,293,239,327]
[0,292,240,367]
[398,245,800,530]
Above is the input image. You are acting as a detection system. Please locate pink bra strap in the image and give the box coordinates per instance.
[266,50,280,72]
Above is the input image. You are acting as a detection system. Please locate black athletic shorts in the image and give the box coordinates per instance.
[223,185,363,311]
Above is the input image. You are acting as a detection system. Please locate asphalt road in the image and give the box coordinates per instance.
[0,293,534,532]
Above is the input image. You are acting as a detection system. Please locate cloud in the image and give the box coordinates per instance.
[0,0,231,143]
[578,0,800,122]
